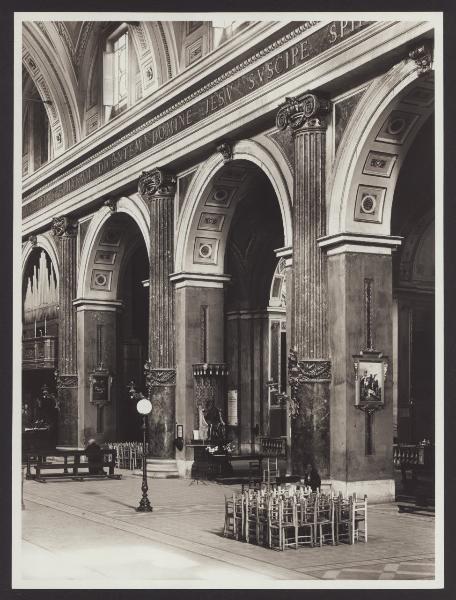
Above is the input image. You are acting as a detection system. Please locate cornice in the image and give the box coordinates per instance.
[22,21,298,196]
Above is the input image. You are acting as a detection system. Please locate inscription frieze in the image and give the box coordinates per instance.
[23,21,372,218]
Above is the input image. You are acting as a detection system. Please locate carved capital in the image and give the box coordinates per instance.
[276,92,330,132]
[54,370,78,389]
[51,216,77,237]
[28,234,37,246]
[103,197,117,212]
[138,168,176,200]
[288,349,331,384]
[216,141,233,163]
[144,361,176,389]
[409,43,433,76]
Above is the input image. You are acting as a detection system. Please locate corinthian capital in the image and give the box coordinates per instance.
[138,168,176,200]
[51,216,77,237]
[276,92,331,131]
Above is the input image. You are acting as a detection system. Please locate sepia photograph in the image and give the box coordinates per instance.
[11,9,444,590]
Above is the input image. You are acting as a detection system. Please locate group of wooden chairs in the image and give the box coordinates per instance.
[107,442,148,470]
[224,485,367,551]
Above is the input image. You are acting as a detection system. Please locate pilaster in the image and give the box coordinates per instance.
[52,215,78,446]
[139,168,177,458]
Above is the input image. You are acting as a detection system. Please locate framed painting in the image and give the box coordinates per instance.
[353,351,388,407]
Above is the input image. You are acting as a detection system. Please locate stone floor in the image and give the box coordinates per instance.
[16,470,439,587]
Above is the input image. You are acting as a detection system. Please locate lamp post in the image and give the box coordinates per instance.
[136,396,153,512]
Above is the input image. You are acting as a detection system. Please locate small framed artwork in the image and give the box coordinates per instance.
[89,366,112,406]
[353,351,388,407]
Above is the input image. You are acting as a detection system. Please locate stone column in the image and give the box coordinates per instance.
[52,216,78,447]
[138,168,177,458]
[276,92,331,477]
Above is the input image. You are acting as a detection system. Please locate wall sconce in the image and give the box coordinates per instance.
[175,424,184,451]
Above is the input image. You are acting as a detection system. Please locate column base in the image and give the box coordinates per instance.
[329,478,395,503]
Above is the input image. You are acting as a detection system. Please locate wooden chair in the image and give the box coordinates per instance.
[352,494,368,543]
[263,457,279,489]
[268,496,296,551]
[296,496,314,548]
[245,490,268,546]
[334,493,353,544]
[223,492,244,540]
[314,496,335,546]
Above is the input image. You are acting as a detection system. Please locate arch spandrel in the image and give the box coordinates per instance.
[175,139,293,276]
[328,59,434,238]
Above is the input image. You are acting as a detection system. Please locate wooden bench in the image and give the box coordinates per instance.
[27,449,121,483]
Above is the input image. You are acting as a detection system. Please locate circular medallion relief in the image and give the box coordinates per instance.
[198,243,213,258]
[386,117,406,136]
[360,194,377,214]
[213,188,228,203]
[95,273,108,286]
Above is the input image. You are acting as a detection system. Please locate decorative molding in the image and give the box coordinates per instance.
[144,361,176,388]
[53,21,94,78]
[408,43,433,76]
[28,235,37,246]
[276,92,331,131]
[288,348,331,408]
[157,22,173,79]
[138,168,176,200]
[216,141,233,163]
[192,363,229,377]
[318,233,403,253]
[55,371,78,389]
[51,215,77,237]
[131,23,150,56]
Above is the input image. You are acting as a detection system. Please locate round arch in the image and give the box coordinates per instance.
[328,59,434,237]
[175,138,293,275]
[23,23,82,150]
[22,233,60,282]
[77,194,150,299]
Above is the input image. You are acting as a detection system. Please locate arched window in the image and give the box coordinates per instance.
[103,24,141,121]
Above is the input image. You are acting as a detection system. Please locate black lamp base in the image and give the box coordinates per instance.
[136,496,153,512]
